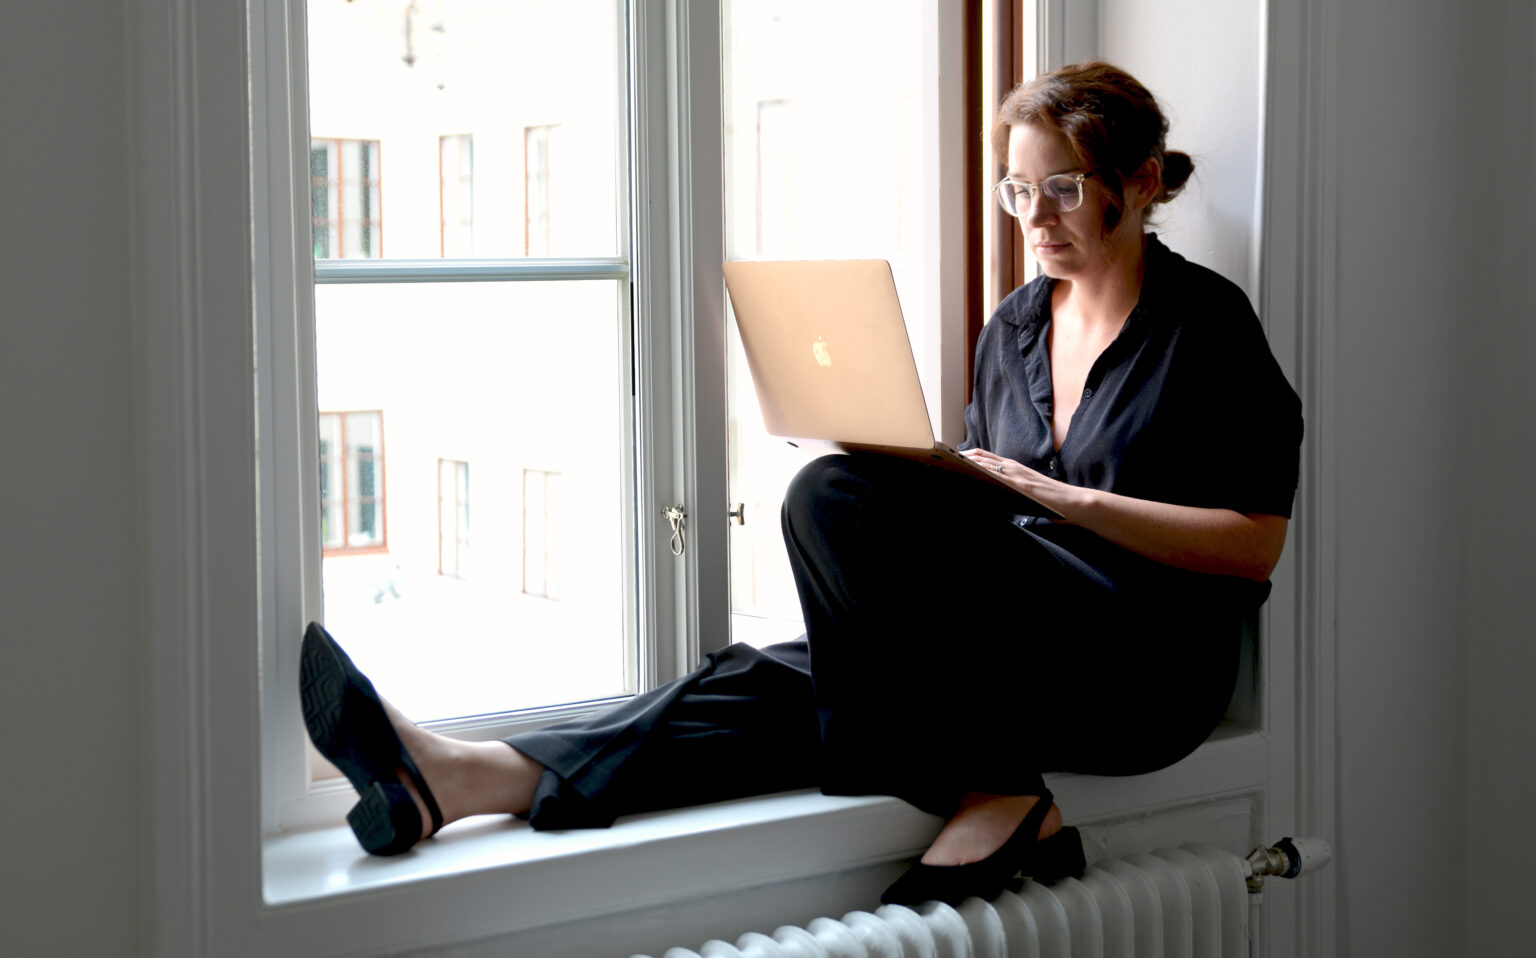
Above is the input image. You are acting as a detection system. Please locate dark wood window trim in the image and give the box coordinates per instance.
[967,0,1027,404]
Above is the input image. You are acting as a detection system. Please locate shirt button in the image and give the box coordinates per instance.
[1083,387,1093,399]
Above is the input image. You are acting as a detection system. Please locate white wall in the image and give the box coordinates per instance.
[1332,1,1475,953]
[1099,0,1265,298]
[0,3,147,956]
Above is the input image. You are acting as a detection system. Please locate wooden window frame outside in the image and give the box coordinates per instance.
[319,409,388,557]
[311,137,385,259]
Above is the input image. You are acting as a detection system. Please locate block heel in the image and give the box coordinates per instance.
[1029,826,1086,880]
[300,622,445,855]
[347,782,424,857]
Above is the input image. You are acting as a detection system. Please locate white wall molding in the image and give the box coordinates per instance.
[1260,0,1342,954]
[136,0,264,953]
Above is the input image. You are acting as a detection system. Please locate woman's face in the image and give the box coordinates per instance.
[1006,123,1138,283]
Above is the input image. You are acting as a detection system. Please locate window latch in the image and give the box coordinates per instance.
[662,504,687,556]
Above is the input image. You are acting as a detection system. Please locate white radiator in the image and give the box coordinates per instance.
[637,843,1254,958]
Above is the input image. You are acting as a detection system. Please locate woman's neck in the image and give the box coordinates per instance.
[1053,231,1147,334]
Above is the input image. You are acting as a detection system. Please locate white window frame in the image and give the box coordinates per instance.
[140,0,727,941]
[257,0,728,833]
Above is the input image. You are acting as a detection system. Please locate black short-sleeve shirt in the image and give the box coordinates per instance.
[960,234,1303,520]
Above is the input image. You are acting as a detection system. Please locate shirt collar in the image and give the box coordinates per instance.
[1000,232,1173,332]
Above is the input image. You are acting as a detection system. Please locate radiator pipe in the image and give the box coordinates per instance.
[1244,835,1333,890]
[1244,836,1332,958]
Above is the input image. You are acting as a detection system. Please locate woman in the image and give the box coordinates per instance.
[301,60,1302,906]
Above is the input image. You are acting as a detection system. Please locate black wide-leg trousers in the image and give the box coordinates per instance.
[506,455,1243,829]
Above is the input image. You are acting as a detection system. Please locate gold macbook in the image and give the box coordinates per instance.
[721,259,1059,518]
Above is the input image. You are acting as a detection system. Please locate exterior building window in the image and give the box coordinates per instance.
[311,138,383,259]
[318,411,386,553]
[439,133,473,257]
[522,468,560,598]
[755,99,791,256]
[524,124,558,256]
[438,458,470,578]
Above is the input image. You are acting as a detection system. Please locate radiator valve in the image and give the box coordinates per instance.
[1244,836,1332,891]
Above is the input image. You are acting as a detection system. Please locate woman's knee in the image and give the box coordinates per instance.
[782,455,856,528]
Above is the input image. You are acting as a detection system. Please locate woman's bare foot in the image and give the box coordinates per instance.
[380,699,544,841]
[919,792,1063,866]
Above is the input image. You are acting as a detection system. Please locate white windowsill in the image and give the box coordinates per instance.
[263,790,939,908]
[256,728,1265,956]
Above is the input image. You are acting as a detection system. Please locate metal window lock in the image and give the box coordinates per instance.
[662,504,687,556]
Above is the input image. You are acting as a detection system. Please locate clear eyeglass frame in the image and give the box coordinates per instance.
[993,172,1093,217]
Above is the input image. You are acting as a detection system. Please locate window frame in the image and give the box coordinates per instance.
[438,133,474,257]
[317,408,387,555]
[256,0,724,833]
[437,457,470,578]
[522,123,558,256]
[309,136,383,259]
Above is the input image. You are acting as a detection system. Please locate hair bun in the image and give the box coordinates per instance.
[1160,150,1194,199]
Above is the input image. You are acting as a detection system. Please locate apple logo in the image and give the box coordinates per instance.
[812,335,832,367]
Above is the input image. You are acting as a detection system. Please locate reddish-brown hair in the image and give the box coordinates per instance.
[991,61,1193,233]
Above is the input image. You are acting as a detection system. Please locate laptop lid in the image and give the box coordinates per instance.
[721,259,935,449]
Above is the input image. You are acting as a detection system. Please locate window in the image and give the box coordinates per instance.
[438,458,470,578]
[523,124,558,256]
[722,0,945,649]
[310,138,382,259]
[258,0,966,841]
[439,134,474,257]
[301,0,635,737]
[318,410,386,554]
[522,468,560,599]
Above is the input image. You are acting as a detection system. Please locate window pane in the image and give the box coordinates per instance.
[722,0,928,648]
[306,0,622,260]
[314,280,633,722]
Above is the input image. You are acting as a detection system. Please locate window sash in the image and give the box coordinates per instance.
[263,0,721,833]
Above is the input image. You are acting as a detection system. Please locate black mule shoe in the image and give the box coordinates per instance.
[879,788,1086,906]
[300,622,445,855]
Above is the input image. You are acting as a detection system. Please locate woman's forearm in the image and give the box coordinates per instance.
[961,449,1287,580]
[1057,485,1287,581]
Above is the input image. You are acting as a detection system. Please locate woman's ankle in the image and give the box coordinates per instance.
[920,793,1062,866]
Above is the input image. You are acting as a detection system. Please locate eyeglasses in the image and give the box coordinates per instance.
[992,172,1093,217]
